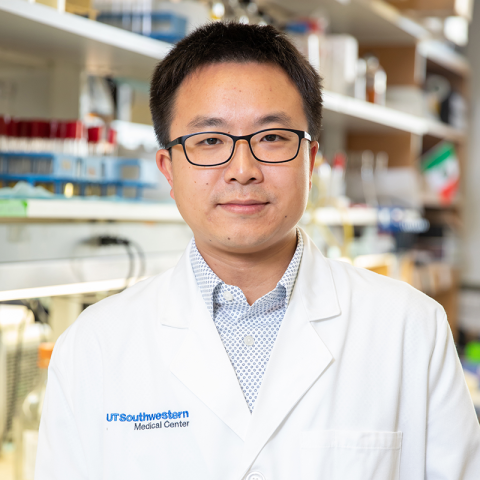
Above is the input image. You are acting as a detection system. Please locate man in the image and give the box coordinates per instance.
[36,23,480,480]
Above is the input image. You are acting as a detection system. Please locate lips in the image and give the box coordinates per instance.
[220,200,267,206]
[218,199,269,214]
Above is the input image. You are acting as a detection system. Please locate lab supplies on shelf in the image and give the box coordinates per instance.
[323,35,359,98]
[0,153,158,199]
[93,0,210,42]
[364,54,387,106]
[285,18,327,75]
[286,21,388,104]
[0,116,117,157]
[97,10,187,42]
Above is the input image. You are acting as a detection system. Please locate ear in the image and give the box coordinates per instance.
[156,149,175,200]
[309,141,319,189]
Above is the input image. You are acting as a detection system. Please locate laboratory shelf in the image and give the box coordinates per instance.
[307,207,378,227]
[0,200,426,301]
[0,1,464,141]
[0,217,194,299]
[0,198,184,222]
[424,119,467,143]
[0,277,144,302]
[322,90,466,141]
[303,206,424,228]
[418,40,471,78]
[258,0,429,45]
[0,198,426,228]
[0,0,171,78]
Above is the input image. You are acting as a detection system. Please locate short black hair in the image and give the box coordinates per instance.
[150,22,322,148]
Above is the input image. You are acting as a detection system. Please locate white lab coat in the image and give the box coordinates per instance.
[36,231,480,480]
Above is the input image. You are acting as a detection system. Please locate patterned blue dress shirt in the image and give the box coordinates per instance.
[190,230,304,412]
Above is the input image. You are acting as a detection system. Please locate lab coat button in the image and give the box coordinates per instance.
[223,290,234,301]
[243,335,255,346]
[245,472,265,480]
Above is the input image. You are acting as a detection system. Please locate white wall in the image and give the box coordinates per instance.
[0,65,50,118]
[0,60,84,120]
[463,3,480,286]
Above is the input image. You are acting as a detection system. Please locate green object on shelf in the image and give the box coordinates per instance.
[0,199,28,217]
[465,342,480,363]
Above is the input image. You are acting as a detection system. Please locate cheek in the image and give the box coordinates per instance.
[269,163,310,203]
[172,164,219,207]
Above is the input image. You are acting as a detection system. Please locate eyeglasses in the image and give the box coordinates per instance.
[165,128,311,167]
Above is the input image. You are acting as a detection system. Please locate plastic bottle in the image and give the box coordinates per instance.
[106,127,118,156]
[361,150,378,206]
[53,120,67,154]
[365,54,387,105]
[330,152,347,198]
[88,125,104,155]
[18,120,32,152]
[355,58,367,101]
[8,119,20,152]
[32,121,52,153]
[64,121,87,156]
[285,18,326,74]
[14,342,55,480]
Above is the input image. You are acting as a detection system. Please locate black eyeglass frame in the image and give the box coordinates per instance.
[165,128,312,167]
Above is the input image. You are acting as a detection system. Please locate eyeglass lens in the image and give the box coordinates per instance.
[184,130,300,166]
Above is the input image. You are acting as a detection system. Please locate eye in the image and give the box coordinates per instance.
[262,134,280,142]
[202,137,222,146]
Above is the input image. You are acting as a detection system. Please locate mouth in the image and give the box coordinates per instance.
[218,199,269,214]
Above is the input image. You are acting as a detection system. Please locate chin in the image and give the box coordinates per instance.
[210,225,261,247]
[216,223,290,251]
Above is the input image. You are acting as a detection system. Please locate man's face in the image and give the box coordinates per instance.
[156,62,318,254]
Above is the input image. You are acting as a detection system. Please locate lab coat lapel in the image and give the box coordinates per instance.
[162,242,251,440]
[239,231,341,474]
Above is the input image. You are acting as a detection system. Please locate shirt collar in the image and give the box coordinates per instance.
[190,229,304,315]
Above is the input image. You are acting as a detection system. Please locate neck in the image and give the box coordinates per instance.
[195,229,298,305]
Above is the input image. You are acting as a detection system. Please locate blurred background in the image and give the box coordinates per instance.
[0,0,480,477]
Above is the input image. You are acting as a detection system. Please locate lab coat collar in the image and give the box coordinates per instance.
[168,295,252,440]
[161,241,252,439]
[160,228,341,449]
[160,227,341,329]
[296,227,342,320]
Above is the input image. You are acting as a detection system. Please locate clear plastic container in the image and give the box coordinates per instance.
[14,342,54,480]
[285,18,327,74]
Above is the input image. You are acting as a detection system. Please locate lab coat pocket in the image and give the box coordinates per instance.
[300,430,402,480]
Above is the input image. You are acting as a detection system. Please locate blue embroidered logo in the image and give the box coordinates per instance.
[106,410,190,430]
[106,410,188,422]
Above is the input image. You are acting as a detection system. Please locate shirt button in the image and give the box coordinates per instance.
[223,290,233,301]
[243,335,255,346]
[245,472,265,480]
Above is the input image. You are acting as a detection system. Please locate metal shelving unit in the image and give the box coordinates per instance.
[0,0,470,310]
[323,90,466,140]
[0,0,171,78]
[258,0,429,44]
[0,0,467,139]
[0,197,422,226]
[0,198,184,221]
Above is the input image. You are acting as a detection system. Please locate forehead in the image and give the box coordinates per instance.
[170,62,307,134]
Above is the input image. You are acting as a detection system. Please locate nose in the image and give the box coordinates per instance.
[224,139,264,185]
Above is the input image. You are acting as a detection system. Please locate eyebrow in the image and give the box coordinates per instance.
[253,112,294,128]
[187,116,227,130]
[186,112,295,132]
